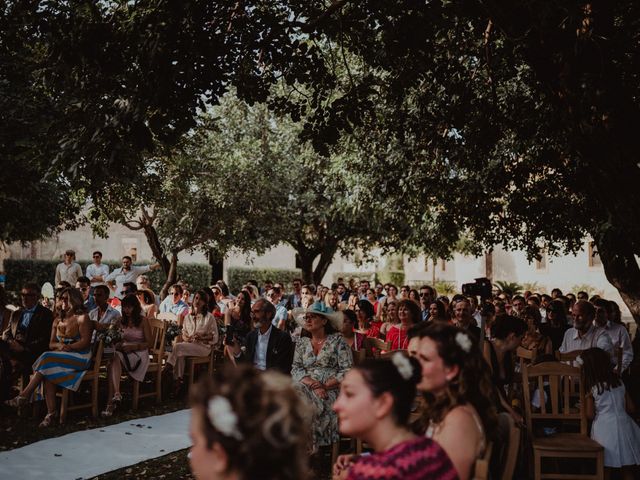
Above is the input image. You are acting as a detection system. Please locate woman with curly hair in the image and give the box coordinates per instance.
[189,365,311,480]
[355,300,381,339]
[416,323,499,479]
[5,287,92,427]
[427,299,449,323]
[386,299,421,351]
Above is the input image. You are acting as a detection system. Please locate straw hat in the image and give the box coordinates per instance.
[292,301,344,331]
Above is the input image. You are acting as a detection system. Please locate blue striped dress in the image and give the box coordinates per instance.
[32,322,92,391]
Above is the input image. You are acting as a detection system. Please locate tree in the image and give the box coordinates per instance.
[181,92,403,284]
[287,1,640,321]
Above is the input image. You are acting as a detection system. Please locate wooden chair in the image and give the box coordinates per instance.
[555,349,583,366]
[522,361,604,480]
[185,347,216,388]
[132,318,166,410]
[516,346,536,371]
[57,340,104,424]
[497,412,520,480]
[473,441,493,480]
[157,312,178,323]
[352,348,366,365]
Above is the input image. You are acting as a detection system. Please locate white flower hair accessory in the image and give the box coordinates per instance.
[455,332,472,353]
[392,353,414,381]
[207,395,243,440]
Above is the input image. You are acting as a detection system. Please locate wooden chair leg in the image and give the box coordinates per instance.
[356,438,362,455]
[59,389,69,424]
[533,450,541,480]
[155,370,162,403]
[596,450,604,480]
[91,378,99,417]
[132,380,140,410]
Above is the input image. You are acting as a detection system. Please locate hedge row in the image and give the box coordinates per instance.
[3,259,211,294]
[227,267,302,294]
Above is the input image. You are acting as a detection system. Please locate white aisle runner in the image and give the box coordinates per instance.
[0,409,191,480]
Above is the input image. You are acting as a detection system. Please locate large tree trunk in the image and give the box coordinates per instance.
[159,252,178,300]
[298,251,316,285]
[312,242,339,285]
[596,228,640,324]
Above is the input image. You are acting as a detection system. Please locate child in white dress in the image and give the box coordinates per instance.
[582,347,640,480]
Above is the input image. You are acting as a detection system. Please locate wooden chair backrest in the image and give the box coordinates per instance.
[522,360,586,435]
[147,318,166,362]
[157,312,178,323]
[473,441,493,480]
[555,349,583,366]
[90,340,104,374]
[352,348,366,365]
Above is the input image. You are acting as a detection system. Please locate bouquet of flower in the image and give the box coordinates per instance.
[97,324,123,347]
[165,321,183,345]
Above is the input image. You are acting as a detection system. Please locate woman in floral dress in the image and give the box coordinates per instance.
[291,302,353,449]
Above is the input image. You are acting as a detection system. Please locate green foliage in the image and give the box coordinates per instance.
[521,282,543,294]
[227,267,302,295]
[3,259,210,295]
[332,272,376,284]
[495,281,524,297]
[434,280,457,296]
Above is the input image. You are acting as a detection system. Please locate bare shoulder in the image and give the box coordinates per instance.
[444,405,481,431]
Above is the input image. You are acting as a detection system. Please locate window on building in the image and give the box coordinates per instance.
[588,241,602,267]
[440,259,446,271]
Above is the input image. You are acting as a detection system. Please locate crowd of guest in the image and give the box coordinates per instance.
[2,255,640,479]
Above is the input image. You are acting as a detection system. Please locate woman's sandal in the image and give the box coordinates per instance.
[101,393,123,417]
[39,412,57,428]
[5,395,28,408]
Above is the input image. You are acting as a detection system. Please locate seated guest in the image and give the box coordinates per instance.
[102,294,151,417]
[165,290,218,389]
[159,283,189,322]
[355,300,381,338]
[136,288,158,319]
[1,283,53,378]
[428,299,449,324]
[5,287,92,427]
[291,302,352,450]
[333,354,457,480]
[341,310,366,353]
[188,365,309,480]
[520,305,552,356]
[453,299,482,342]
[379,298,397,338]
[386,299,421,351]
[230,299,293,374]
[416,323,498,479]
[75,276,96,312]
[560,300,613,357]
[266,287,288,329]
[539,299,570,351]
[89,285,122,345]
[483,315,527,423]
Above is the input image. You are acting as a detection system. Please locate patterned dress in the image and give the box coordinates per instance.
[32,319,91,391]
[346,436,458,480]
[291,333,353,447]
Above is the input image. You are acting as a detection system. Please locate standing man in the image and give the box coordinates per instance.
[560,300,613,356]
[105,256,160,299]
[55,249,83,286]
[1,283,53,376]
[85,251,110,287]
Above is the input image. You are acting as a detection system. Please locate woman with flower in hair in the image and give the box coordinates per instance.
[333,353,457,480]
[415,323,498,479]
[189,365,310,480]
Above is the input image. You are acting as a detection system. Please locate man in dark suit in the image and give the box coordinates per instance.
[230,299,293,374]
[1,283,54,376]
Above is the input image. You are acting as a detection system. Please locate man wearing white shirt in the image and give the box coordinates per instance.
[89,285,122,351]
[593,298,633,373]
[55,250,83,286]
[105,256,160,299]
[85,251,110,287]
[560,300,613,356]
